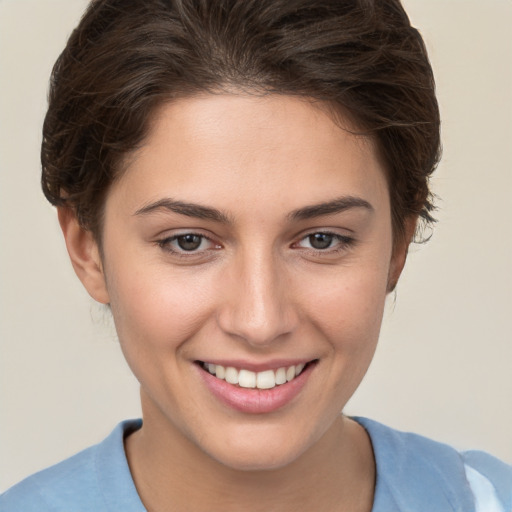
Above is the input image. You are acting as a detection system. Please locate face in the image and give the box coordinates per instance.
[73,94,406,470]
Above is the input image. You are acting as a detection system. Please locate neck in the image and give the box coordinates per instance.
[125,404,375,512]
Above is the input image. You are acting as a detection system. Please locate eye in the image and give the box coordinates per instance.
[174,234,204,251]
[295,231,354,252]
[157,233,220,255]
[305,233,335,250]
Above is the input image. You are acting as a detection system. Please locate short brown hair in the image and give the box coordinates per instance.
[41,0,440,244]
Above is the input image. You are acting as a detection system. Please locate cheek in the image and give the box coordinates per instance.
[300,260,390,400]
[105,257,218,357]
[305,262,390,341]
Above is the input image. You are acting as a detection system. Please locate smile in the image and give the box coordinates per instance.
[200,362,308,390]
[197,359,317,414]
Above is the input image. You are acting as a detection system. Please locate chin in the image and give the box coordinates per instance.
[202,424,320,472]
[213,447,302,472]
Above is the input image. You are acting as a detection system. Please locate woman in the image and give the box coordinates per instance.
[1,0,510,510]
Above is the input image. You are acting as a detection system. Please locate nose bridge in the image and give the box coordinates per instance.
[217,243,297,346]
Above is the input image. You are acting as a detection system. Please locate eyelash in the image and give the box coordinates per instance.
[294,231,356,254]
[156,231,356,258]
[156,233,220,258]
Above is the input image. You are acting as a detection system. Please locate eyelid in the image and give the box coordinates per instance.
[293,230,356,252]
[155,228,355,259]
[156,231,222,257]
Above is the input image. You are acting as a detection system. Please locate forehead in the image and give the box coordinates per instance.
[113,93,389,219]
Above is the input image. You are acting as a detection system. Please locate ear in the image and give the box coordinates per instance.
[387,216,418,293]
[57,207,110,304]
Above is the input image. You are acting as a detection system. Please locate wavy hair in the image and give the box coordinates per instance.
[41,0,440,245]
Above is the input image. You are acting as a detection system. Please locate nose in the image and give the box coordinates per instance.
[216,247,299,347]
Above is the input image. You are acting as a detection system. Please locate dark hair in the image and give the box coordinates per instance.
[41,0,440,245]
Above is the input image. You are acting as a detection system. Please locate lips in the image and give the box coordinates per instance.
[196,359,317,414]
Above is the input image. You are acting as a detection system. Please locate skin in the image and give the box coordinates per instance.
[59,94,413,512]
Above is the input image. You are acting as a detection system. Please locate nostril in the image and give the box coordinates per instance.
[215,271,299,345]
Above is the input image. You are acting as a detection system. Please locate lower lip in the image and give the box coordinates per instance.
[197,363,316,414]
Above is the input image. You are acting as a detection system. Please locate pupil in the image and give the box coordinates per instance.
[309,233,333,250]
[177,234,202,251]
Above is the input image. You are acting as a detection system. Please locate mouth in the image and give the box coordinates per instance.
[197,360,314,390]
[196,359,317,413]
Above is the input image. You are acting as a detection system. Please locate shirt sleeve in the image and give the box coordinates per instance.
[463,450,512,512]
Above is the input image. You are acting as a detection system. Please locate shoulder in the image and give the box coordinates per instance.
[354,416,512,512]
[0,444,98,512]
[0,420,144,512]
[462,450,512,511]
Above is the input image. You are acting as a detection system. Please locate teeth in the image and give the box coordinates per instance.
[275,367,287,385]
[202,362,308,389]
[256,370,276,389]
[225,366,239,385]
[238,369,256,388]
[215,365,225,379]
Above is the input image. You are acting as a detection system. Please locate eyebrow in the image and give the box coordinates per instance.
[134,199,233,224]
[134,195,373,223]
[288,196,374,221]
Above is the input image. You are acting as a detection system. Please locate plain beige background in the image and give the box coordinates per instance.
[1,0,511,492]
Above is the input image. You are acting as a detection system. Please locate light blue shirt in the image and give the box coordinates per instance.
[1,418,511,511]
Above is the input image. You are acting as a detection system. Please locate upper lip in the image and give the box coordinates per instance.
[196,358,317,372]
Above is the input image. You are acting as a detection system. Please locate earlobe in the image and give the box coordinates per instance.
[387,216,418,293]
[57,207,110,304]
